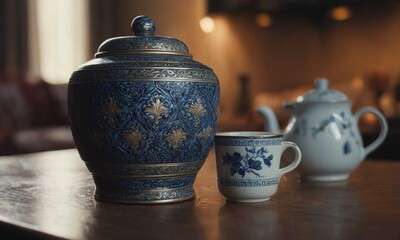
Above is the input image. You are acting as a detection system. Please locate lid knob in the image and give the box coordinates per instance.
[315,78,328,90]
[131,15,156,37]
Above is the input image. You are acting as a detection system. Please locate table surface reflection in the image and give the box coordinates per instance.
[0,149,399,240]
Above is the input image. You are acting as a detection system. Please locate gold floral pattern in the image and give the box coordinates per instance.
[123,128,147,151]
[144,97,170,125]
[196,126,214,147]
[101,97,121,128]
[196,126,213,144]
[187,99,206,127]
[165,128,186,151]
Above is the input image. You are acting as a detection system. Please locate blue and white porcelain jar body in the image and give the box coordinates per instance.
[68,16,220,203]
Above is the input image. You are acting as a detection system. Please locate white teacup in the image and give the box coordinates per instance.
[215,132,301,203]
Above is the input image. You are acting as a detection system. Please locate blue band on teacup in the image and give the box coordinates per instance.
[215,138,282,146]
[218,177,279,187]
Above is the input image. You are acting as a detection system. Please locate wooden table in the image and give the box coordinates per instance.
[0,149,399,240]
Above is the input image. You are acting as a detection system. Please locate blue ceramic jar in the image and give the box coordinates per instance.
[68,16,220,203]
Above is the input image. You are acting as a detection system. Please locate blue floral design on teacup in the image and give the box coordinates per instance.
[222,146,273,178]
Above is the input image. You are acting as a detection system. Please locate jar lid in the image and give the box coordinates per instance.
[95,16,191,58]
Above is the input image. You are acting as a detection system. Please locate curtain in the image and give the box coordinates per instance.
[0,0,30,78]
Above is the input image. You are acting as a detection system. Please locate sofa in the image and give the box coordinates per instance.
[0,74,75,155]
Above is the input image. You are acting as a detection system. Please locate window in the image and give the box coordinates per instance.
[34,0,90,84]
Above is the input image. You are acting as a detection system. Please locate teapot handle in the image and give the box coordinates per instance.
[353,107,388,158]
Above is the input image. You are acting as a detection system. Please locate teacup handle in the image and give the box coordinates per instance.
[279,141,302,176]
[353,107,388,158]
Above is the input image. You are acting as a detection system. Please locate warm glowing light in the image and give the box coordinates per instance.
[363,113,378,124]
[255,13,272,28]
[352,77,364,90]
[330,6,351,21]
[200,16,215,33]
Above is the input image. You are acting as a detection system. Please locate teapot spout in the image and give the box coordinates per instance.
[256,106,280,132]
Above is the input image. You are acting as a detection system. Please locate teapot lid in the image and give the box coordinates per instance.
[287,78,348,107]
[95,15,191,58]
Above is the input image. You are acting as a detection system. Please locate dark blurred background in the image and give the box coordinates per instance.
[1,0,399,158]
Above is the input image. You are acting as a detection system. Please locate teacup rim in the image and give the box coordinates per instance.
[215,131,282,139]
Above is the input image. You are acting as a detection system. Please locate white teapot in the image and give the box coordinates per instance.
[257,78,388,181]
